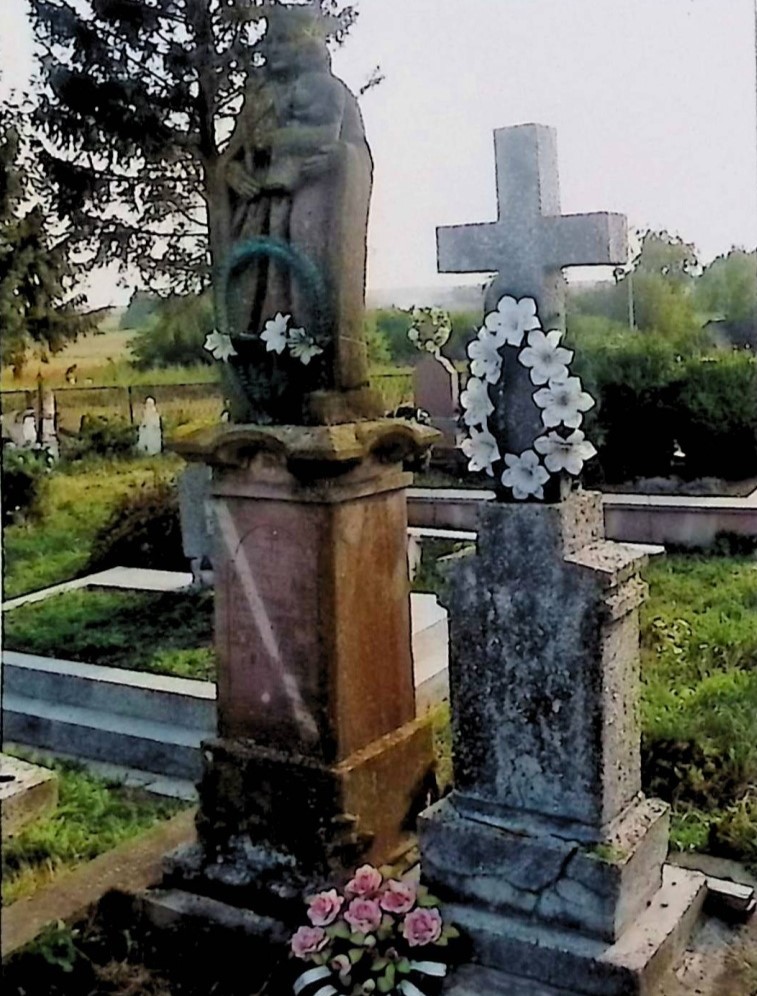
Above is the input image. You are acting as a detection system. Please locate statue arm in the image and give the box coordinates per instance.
[221,81,272,199]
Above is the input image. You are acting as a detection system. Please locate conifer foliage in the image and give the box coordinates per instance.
[0,103,97,373]
[29,0,357,296]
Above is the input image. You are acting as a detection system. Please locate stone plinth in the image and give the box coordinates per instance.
[171,420,438,914]
[418,491,705,994]
[1,754,59,838]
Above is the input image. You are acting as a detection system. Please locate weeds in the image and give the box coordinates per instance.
[2,752,186,905]
[4,589,214,678]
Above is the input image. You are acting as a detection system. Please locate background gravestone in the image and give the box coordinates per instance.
[414,352,461,455]
[137,397,163,456]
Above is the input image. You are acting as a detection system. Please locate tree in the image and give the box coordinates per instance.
[0,102,97,374]
[695,248,757,348]
[568,230,702,340]
[29,0,358,303]
[130,292,215,368]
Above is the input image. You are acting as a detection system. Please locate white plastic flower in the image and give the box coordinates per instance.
[260,312,291,354]
[534,376,595,429]
[467,330,503,384]
[203,330,238,362]
[534,430,598,476]
[519,329,574,385]
[461,427,500,477]
[483,295,541,348]
[460,376,494,428]
[288,327,323,365]
[501,450,550,501]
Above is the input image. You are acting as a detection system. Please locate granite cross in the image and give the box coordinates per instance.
[437,123,628,328]
[439,123,628,458]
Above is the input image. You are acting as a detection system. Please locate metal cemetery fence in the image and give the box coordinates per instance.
[1,372,414,436]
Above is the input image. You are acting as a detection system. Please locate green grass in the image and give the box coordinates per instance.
[2,751,188,906]
[640,554,757,863]
[3,455,183,599]
[4,589,215,679]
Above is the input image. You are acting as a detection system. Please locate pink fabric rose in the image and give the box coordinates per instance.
[343,897,383,934]
[345,864,383,898]
[291,925,328,959]
[307,889,344,927]
[402,907,443,947]
[380,878,417,915]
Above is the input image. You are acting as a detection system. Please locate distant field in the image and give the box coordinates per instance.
[1,328,138,390]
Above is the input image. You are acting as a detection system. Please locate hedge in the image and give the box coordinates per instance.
[569,334,757,483]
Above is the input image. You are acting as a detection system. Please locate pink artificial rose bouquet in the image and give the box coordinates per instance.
[289,864,459,995]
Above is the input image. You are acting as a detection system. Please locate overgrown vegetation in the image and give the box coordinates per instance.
[2,455,182,599]
[86,478,187,575]
[640,554,757,863]
[2,751,186,906]
[568,326,757,482]
[4,589,214,678]
[1,446,55,525]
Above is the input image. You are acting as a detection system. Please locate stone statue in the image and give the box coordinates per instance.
[217,7,378,425]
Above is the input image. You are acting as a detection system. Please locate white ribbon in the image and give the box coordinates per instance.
[294,966,331,994]
[312,988,339,996]
[399,982,428,996]
[408,961,447,977]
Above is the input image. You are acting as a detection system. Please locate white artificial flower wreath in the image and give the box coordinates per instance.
[460,295,597,500]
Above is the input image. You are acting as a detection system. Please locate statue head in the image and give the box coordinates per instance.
[263,5,331,78]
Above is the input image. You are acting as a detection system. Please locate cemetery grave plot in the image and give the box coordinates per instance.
[2,749,187,907]
[5,541,755,866]
[4,589,215,681]
[2,455,184,601]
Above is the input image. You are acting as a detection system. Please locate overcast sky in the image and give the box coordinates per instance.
[1,0,756,305]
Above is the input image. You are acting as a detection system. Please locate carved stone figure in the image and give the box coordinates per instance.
[217,7,377,424]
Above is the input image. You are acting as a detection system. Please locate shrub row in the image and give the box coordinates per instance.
[568,335,757,483]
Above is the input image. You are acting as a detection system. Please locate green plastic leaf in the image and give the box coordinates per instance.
[349,947,365,965]
[331,922,351,939]
[396,958,411,974]
[417,894,441,908]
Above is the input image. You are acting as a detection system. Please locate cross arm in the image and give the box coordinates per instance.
[437,222,502,274]
[544,212,628,269]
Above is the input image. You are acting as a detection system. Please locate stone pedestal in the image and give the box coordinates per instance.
[170,420,438,917]
[418,492,705,995]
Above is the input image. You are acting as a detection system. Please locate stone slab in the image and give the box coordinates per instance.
[1,567,193,612]
[3,694,205,780]
[1,809,196,959]
[0,754,59,838]
[443,865,706,996]
[405,488,757,548]
[138,888,288,945]
[420,795,670,943]
[2,744,198,803]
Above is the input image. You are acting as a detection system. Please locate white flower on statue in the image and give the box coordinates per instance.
[467,329,503,384]
[203,330,238,362]
[461,427,500,477]
[534,376,595,429]
[534,430,597,476]
[483,295,541,348]
[501,450,550,501]
[288,327,324,365]
[460,376,494,428]
[261,312,291,354]
[519,329,574,385]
